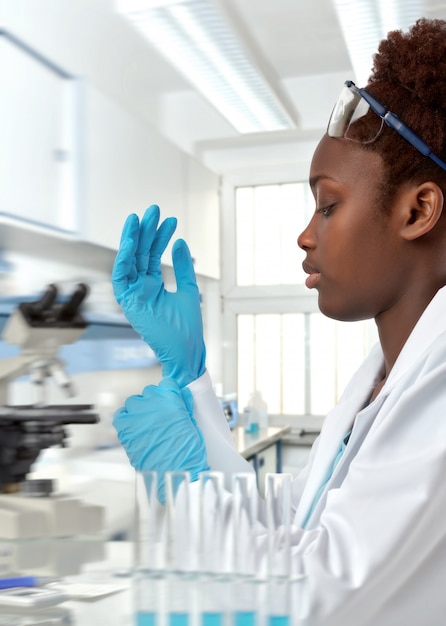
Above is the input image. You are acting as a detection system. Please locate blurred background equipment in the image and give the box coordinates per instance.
[0,283,98,492]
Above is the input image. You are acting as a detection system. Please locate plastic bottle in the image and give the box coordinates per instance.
[243,391,268,433]
[252,391,268,429]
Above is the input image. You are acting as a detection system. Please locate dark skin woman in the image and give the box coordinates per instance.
[112,18,446,625]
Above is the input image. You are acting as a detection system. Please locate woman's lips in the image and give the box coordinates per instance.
[302,261,321,289]
[305,272,321,289]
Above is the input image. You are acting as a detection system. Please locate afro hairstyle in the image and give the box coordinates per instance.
[353,18,446,202]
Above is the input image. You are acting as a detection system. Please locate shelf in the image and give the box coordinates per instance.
[0,215,117,274]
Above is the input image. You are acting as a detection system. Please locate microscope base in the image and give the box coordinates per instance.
[0,493,106,576]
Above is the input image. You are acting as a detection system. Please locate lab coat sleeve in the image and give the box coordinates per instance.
[187,370,254,486]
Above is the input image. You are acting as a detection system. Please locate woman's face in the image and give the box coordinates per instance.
[298,135,408,322]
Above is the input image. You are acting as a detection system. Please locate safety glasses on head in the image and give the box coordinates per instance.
[327,80,446,173]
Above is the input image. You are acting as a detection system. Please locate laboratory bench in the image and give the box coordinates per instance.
[19,542,309,625]
[14,428,301,624]
[232,424,291,495]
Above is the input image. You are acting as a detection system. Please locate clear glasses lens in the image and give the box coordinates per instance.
[328,85,383,144]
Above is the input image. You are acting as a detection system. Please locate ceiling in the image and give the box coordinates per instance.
[110,0,446,178]
[120,0,354,176]
[4,0,446,179]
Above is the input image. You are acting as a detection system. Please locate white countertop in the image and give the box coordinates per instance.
[232,424,291,458]
[63,542,133,626]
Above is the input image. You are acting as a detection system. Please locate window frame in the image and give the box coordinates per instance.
[220,175,324,430]
[220,175,378,430]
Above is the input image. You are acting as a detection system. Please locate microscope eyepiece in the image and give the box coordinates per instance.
[57,283,89,322]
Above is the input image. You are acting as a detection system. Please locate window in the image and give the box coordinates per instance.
[237,312,377,416]
[235,183,310,286]
[221,180,378,420]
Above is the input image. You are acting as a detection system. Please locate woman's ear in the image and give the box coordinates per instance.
[399,182,444,240]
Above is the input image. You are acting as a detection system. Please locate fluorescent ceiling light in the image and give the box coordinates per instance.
[333,0,424,85]
[116,0,297,134]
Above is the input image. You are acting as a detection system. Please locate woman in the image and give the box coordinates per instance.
[112,19,446,625]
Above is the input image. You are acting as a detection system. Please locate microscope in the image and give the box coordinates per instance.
[0,282,99,492]
[0,284,105,575]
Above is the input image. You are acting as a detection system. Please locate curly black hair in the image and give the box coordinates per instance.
[352,18,446,204]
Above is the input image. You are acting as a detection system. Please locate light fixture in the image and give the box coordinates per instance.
[333,0,424,86]
[115,0,297,134]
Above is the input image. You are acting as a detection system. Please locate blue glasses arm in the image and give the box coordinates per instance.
[345,80,446,173]
[384,112,431,156]
[385,112,446,172]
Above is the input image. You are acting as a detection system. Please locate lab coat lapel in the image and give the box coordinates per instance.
[382,286,446,392]
[294,344,384,528]
[300,393,387,528]
[294,287,446,530]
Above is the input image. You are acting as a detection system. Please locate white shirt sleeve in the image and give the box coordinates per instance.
[187,370,254,489]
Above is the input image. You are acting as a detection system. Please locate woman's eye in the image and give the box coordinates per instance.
[316,203,335,217]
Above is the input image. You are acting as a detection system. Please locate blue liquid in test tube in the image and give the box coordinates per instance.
[169,613,189,626]
[267,616,290,626]
[201,612,224,626]
[234,611,257,626]
[136,612,157,626]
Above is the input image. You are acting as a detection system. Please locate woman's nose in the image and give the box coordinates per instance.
[297,217,315,251]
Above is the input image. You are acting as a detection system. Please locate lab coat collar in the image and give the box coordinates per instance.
[294,344,384,527]
[381,286,446,394]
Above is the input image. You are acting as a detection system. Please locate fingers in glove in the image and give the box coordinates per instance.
[118,213,140,247]
[136,205,161,273]
[172,239,199,293]
[158,379,195,420]
[112,222,140,299]
[147,216,178,277]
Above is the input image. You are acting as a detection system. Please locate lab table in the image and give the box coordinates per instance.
[30,542,309,625]
[232,424,291,493]
[51,542,132,626]
[19,429,296,624]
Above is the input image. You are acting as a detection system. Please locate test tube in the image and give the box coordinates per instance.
[164,471,194,626]
[134,471,159,571]
[199,471,225,574]
[264,473,292,626]
[134,470,162,626]
[198,471,227,626]
[165,471,193,573]
[231,472,259,626]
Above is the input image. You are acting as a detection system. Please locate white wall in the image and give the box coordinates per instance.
[0,0,225,458]
[0,0,221,277]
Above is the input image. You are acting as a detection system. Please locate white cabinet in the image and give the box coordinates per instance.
[255,443,278,496]
[0,31,79,233]
[83,85,220,278]
[83,85,185,251]
[0,36,221,278]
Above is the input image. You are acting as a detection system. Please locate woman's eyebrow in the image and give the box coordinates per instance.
[309,174,334,190]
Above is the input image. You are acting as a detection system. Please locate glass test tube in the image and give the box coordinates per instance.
[231,472,259,626]
[134,470,162,626]
[165,471,194,626]
[198,471,225,574]
[265,473,292,626]
[198,471,227,626]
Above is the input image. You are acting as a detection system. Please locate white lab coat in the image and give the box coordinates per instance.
[188,285,446,625]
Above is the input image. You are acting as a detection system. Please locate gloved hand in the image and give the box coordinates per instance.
[113,377,210,503]
[111,205,206,388]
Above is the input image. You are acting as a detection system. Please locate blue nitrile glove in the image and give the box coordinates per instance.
[113,377,210,503]
[111,205,206,388]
